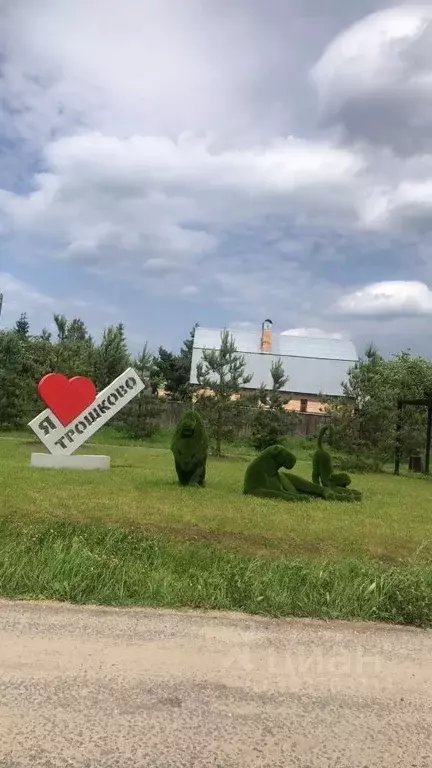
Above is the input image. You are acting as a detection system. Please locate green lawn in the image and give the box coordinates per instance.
[1,431,431,562]
[1,431,431,626]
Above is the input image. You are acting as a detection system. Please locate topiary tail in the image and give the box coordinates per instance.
[317,424,334,449]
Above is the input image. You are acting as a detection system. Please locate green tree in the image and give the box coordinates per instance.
[156,324,197,400]
[388,350,432,459]
[53,315,96,379]
[0,331,32,428]
[120,344,162,438]
[39,328,52,342]
[93,323,130,390]
[268,359,288,408]
[65,318,88,343]
[325,345,395,468]
[250,359,297,452]
[26,335,57,418]
[53,313,67,343]
[325,344,432,469]
[14,313,30,340]
[195,329,252,456]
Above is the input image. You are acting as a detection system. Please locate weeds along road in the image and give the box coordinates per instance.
[1,600,431,768]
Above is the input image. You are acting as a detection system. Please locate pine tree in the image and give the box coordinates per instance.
[196,330,252,456]
[121,344,162,438]
[93,323,130,390]
[0,331,31,428]
[14,313,30,340]
[54,315,95,378]
[65,318,88,342]
[53,313,67,343]
[156,324,197,400]
[40,328,52,342]
[250,358,296,452]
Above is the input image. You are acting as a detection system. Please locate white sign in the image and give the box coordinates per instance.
[28,367,145,455]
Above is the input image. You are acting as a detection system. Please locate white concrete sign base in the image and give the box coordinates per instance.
[30,453,111,470]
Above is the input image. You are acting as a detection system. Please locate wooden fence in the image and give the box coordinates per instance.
[155,401,327,437]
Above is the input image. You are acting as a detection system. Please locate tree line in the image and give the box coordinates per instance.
[0,314,296,453]
[325,343,432,470]
[1,311,432,464]
[0,312,193,437]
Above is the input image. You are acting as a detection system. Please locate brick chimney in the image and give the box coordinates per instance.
[260,319,273,352]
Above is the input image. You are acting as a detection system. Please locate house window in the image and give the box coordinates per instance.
[300,399,308,413]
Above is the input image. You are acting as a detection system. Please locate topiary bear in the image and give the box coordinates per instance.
[171,409,208,487]
[243,444,337,502]
[312,425,362,501]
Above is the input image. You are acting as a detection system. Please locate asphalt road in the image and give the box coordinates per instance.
[1,600,431,767]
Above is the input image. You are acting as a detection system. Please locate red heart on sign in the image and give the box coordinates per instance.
[38,373,97,426]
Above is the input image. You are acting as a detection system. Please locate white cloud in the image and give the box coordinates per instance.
[335,280,432,316]
[3,0,432,351]
[179,285,199,297]
[6,131,362,212]
[312,4,432,155]
[0,131,364,284]
[310,4,432,237]
[360,176,432,232]
[0,0,366,291]
[281,327,344,339]
[4,3,432,276]
[0,272,55,313]
[0,0,303,147]
[42,131,359,192]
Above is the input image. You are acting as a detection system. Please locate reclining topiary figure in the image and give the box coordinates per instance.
[243,444,338,502]
[312,425,362,501]
[171,409,208,487]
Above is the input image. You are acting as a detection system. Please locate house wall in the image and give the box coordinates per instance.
[284,395,325,414]
[191,388,326,413]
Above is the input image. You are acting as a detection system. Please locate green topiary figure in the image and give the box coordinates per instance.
[171,409,209,486]
[312,425,362,501]
[243,444,337,502]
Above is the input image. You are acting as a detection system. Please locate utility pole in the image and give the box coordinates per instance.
[0,292,3,318]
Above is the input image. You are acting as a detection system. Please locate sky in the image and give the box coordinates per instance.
[2,0,432,357]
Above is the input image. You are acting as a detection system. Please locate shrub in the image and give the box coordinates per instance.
[333,454,384,474]
[250,408,296,452]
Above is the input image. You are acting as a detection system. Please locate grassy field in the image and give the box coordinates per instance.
[1,429,432,625]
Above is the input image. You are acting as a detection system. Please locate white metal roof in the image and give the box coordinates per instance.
[190,326,357,397]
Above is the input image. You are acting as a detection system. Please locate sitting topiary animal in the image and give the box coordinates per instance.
[171,409,208,486]
[312,425,361,500]
[243,444,336,502]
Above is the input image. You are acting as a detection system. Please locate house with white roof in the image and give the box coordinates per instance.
[189,320,358,413]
